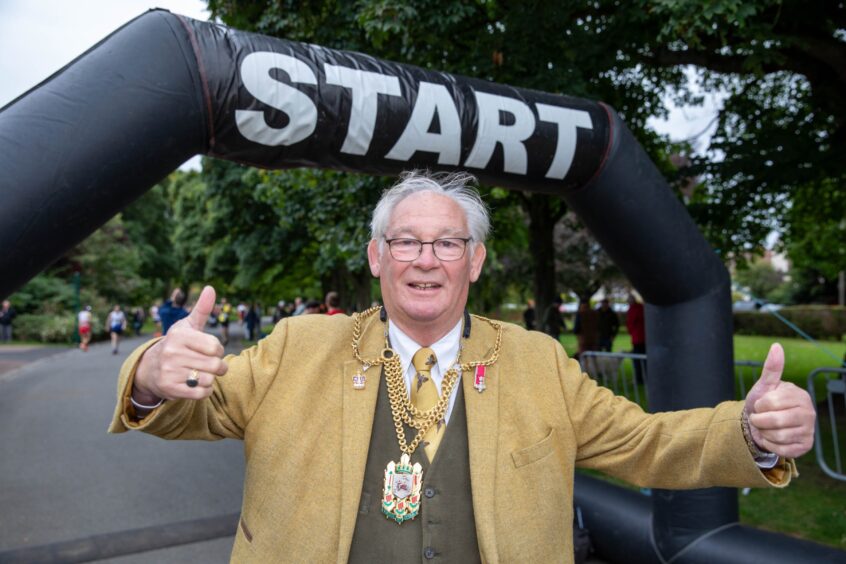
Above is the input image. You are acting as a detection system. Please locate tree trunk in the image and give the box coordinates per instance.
[351,268,373,313]
[522,193,566,329]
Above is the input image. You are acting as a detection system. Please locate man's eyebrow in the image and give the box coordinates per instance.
[387,227,468,238]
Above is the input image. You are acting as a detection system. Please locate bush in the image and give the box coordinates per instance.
[13,314,105,343]
[734,306,846,340]
[14,314,76,343]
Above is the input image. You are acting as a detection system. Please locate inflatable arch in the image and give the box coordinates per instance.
[0,9,840,563]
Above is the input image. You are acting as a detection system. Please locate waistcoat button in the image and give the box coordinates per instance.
[424,486,436,498]
[424,546,436,559]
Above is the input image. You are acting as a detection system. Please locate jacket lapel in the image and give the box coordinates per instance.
[337,312,385,562]
[461,316,501,563]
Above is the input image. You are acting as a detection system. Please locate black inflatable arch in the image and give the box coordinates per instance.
[0,9,841,563]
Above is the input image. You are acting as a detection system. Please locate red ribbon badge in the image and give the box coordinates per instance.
[473,365,486,393]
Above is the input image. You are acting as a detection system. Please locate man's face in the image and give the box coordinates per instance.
[368,192,486,340]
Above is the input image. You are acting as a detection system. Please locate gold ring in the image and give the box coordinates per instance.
[186,369,199,388]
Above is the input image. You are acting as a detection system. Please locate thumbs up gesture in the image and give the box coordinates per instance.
[743,343,815,459]
[132,286,228,403]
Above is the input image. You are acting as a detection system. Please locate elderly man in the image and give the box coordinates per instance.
[111,171,814,563]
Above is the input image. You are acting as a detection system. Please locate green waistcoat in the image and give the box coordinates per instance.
[348,373,480,563]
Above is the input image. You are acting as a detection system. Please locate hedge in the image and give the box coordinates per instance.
[734,306,846,340]
[13,314,106,344]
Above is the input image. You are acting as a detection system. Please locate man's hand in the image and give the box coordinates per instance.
[132,286,228,403]
[744,343,815,459]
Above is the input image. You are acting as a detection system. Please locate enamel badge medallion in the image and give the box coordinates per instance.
[382,453,423,523]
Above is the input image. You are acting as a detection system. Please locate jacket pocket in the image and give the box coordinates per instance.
[511,428,555,468]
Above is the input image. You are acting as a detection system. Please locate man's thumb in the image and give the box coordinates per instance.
[755,342,785,392]
[187,286,216,329]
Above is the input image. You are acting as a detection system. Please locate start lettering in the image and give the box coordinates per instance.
[235,51,593,180]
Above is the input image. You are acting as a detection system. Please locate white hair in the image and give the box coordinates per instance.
[370,171,490,252]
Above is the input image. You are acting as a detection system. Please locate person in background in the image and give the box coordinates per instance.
[0,300,16,342]
[325,291,345,315]
[303,300,322,314]
[626,293,647,383]
[596,298,619,352]
[78,305,93,352]
[292,297,306,316]
[132,307,145,337]
[543,295,566,342]
[245,303,261,341]
[272,301,289,324]
[217,297,232,346]
[150,302,162,337]
[573,300,599,358]
[522,299,536,331]
[106,305,127,355]
[159,288,189,335]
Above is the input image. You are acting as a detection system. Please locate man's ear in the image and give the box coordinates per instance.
[367,239,381,277]
[469,242,486,283]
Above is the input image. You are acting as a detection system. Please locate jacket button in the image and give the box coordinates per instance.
[424,546,436,559]
[424,487,436,498]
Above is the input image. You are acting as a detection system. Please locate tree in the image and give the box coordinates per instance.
[638,1,845,274]
[121,184,179,300]
[251,168,389,311]
[554,212,624,302]
[781,183,846,304]
[734,258,786,302]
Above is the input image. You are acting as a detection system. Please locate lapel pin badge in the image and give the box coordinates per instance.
[353,364,370,390]
[473,365,486,393]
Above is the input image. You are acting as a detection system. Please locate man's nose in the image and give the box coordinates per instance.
[414,242,440,267]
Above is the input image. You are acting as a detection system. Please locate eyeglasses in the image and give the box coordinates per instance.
[385,237,472,262]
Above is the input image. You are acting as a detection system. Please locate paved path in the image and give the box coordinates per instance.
[0,334,245,563]
[0,345,73,376]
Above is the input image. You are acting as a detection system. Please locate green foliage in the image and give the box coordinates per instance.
[643,1,845,272]
[13,314,78,343]
[734,259,787,302]
[10,274,75,315]
[120,184,179,299]
[732,334,845,389]
[782,182,846,302]
[72,216,146,305]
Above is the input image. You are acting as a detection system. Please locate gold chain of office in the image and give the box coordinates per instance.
[351,306,503,456]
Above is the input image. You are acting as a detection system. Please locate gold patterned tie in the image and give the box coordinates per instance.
[411,347,445,462]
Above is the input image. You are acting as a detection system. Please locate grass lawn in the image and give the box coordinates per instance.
[740,452,846,550]
[733,334,845,387]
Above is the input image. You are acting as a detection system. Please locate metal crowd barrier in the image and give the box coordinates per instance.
[807,366,846,482]
[579,351,648,408]
[733,360,763,398]
[580,352,767,407]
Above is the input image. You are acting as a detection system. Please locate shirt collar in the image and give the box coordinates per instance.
[388,317,463,378]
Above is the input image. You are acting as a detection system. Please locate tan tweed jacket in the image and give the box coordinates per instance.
[109,312,793,563]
